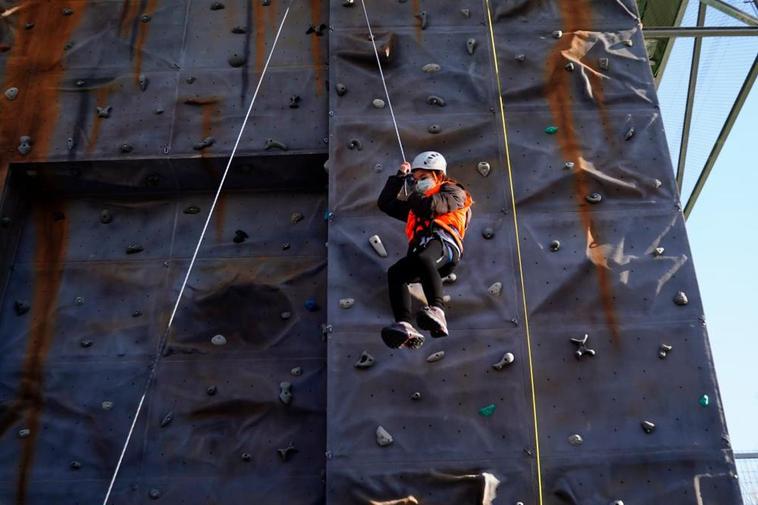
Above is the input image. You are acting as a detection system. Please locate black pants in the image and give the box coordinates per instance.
[387,238,460,323]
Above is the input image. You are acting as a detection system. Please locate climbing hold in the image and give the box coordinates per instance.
[347,139,362,151]
[442,295,451,304]
[624,127,636,140]
[564,62,575,72]
[241,452,252,462]
[343,0,354,6]
[699,394,710,407]
[549,240,561,252]
[641,420,656,434]
[289,95,301,108]
[96,105,112,118]
[514,54,526,63]
[141,14,151,22]
[477,161,491,177]
[585,192,603,204]
[262,0,271,5]
[369,235,388,257]
[160,412,174,428]
[290,212,304,224]
[278,442,298,461]
[148,489,161,500]
[193,137,215,151]
[339,298,354,309]
[279,382,293,405]
[126,244,144,254]
[422,63,441,73]
[74,296,85,306]
[428,124,441,134]
[427,95,446,107]
[76,79,86,87]
[336,83,347,96]
[14,300,30,316]
[183,206,201,215]
[305,298,320,311]
[155,107,164,115]
[552,30,563,39]
[138,74,149,91]
[18,136,32,155]
[488,282,503,297]
[658,343,672,359]
[18,428,30,438]
[415,11,428,29]
[482,227,495,239]
[80,339,93,348]
[25,22,34,30]
[611,501,625,505]
[280,311,292,320]
[185,76,196,84]
[568,433,583,446]
[461,8,471,17]
[372,98,385,108]
[570,334,596,359]
[62,7,74,15]
[70,461,81,470]
[233,229,249,243]
[206,385,217,396]
[466,38,477,55]
[376,425,394,447]
[232,26,246,34]
[1,216,10,228]
[120,143,133,153]
[227,53,246,67]
[479,404,496,417]
[282,242,291,250]
[101,401,114,410]
[354,351,375,369]
[210,1,225,9]
[410,392,422,401]
[442,273,457,284]
[374,162,383,172]
[426,351,445,363]
[599,58,610,71]
[673,291,689,306]
[100,209,113,224]
[492,352,515,370]
[211,334,227,346]
[290,366,303,377]
[624,39,634,47]
[4,87,18,101]
[653,247,665,256]
[132,310,142,318]
[564,161,575,169]
[545,126,558,134]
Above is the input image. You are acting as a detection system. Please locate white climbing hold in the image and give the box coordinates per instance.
[492,352,515,370]
[369,235,388,257]
[653,247,665,256]
[339,298,354,309]
[442,273,457,284]
[101,401,114,410]
[211,334,227,346]
[477,161,491,177]
[552,30,563,39]
[568,433,583,446]
[426,351,445,363]
[376,425,394,447]
[488,282,503,297]
[372,98,385,108]
[422,63,441,73]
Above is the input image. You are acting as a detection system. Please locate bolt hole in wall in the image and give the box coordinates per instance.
[0,154,328,502]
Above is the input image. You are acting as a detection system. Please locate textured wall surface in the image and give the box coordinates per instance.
[0,0,742,504]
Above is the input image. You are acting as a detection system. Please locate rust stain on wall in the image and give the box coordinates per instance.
[198,104,226,241]
[545,0,621,344]
[86,85,115,154]
[133,0,159,87]
[412,0,422,42]
[119,0,141,38]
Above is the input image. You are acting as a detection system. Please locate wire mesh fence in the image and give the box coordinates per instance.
[737,453,758,505]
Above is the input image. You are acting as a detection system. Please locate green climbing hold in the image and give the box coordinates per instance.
[545,126,558,134]
[479,404,496,417]
[699,394,710,407]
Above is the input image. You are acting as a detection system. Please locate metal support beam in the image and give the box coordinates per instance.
[684,54,758,219]
[676,3,706,191]
[700,0,758,26]
[655,0,690,88]
[644,26,758,37]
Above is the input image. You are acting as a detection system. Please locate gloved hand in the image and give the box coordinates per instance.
[399,161,411,175]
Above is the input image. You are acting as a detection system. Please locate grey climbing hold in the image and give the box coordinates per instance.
[428,124,441,134]
[369,235,388,257]
[280,311,292,320]
[62,7,74,15]
[126,244,144,254]
[347,138,362,150]
[552,30,563,39]
[155,107,164,115]
[564,62,575,72]
[492,352,515,370]
[279,382,293,405]
[262,0,271,5]
[343,0,354,6]
[466,38,477,55]
[376,425,394,447]
[232,26,246,34]
[416,10,428,29]
[278,442,298,461]
[549,240,561,252]
[624,127,635,140]
[586,192,603,204]
[442,273,457,284]
[80,339,93,348]
[372,98,385,109]
[210,1,225,9]
[76,79,86,87]
[658,343,673,359]
[427,95,446,107]
[374,162,383,172]
[291,212,304,224]
[228,53,246,67]
[282,241,291,249]
[66,137,75,151]
[653,247,665,256]
[515,54,526,62]
[206,385,217,396]
[488,282,503,297]
[141,14,151,22]
[101,401,114,410]
[70,460,81,470]
[564,161,575,169]
[571,334,596,359]
[339,298,354,309]
[96,105,112,118]
[233,230,249,243]
[477,161,491,177]
[211,334,227,346]
[336,83,347,96]
[160,412,173,428]
[149,488,161,500]
[599,57,610,71]
[132,310,142,318]
[289,95,301,108]
[25,22,34,30]
[641,420,656,434]
[120,143,133,153]
[18,428,30,438]
[411,392,422,401]
[100,209,113,224]
[264,138,288,151]
[354,351,375,369]
[14,300,30,316]
[461,8,471,18]
[18,136,32,155]
[74,296,85,306]
[290,367,302,376]
[183,206,200,215]
[138,74,149,91]
[422,63,441,73]
[241,452,251,461]
[4,87,18,101]
[482,227,494,239]
[426,351,445,363]
[674,291,689,306]
[193,136,215,151]
[568,433,583,446]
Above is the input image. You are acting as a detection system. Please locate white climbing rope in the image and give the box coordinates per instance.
[100,2,296,504]
[358,0,406,163]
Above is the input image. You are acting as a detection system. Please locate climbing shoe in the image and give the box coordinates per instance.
[381,322,425,350]
[416,305,448,338]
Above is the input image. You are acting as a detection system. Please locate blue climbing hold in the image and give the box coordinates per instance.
[304,298,320,312]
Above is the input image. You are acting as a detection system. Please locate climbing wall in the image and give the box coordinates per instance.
[326,0,742,504]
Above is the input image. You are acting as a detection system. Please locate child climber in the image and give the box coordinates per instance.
[377,151,474,350]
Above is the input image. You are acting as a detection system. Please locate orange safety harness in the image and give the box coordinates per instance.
[404,180,473,252]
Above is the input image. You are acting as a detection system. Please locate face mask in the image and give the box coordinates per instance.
[415,177,435,193]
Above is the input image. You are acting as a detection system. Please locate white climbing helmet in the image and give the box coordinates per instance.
[411,151,447,175]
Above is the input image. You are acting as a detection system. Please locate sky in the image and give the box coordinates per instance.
[656,0,758,452]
